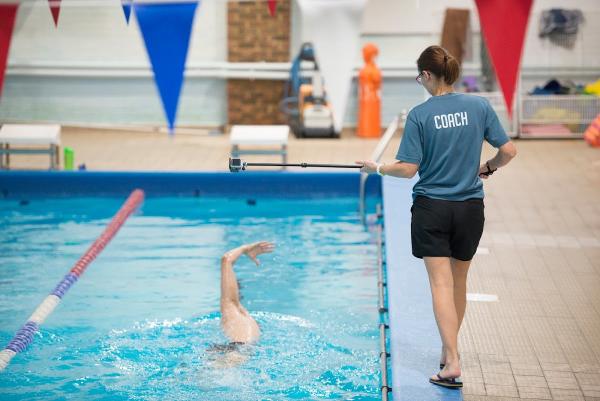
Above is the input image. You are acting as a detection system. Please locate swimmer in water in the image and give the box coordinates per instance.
[206,241,274,368]
[219,241,274,345]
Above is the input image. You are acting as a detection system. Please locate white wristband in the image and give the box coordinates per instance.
[376,163,385,176]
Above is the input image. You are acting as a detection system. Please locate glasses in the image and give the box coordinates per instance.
[416,71,427,84]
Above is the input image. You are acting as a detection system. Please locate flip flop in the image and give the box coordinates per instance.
[429,373,463,389]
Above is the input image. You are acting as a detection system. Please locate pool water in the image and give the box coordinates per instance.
[0,197,380,400]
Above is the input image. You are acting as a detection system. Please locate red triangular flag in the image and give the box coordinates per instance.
[48,0,61,26]
[0,4,18,98]
[475,0,532,117]
[267,0,276,16]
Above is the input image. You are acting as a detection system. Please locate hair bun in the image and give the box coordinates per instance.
[417,45,460,86]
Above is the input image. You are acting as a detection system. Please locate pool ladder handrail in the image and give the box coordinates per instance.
[359,111,407,225]
[375,204,391,400]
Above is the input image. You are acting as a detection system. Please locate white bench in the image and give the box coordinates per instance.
[0,124,61,170]
[230,125,289,167]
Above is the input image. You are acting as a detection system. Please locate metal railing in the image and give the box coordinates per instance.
[359,111,407,225]
[375,204,391,400]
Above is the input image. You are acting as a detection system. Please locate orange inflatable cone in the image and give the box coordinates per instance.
[357,43,381,138]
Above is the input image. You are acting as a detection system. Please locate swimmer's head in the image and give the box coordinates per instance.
[206,342,250,368]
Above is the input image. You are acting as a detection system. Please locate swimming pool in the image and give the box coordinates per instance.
[0,172,384,400]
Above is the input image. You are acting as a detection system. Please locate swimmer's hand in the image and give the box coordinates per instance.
[244,241,275,266]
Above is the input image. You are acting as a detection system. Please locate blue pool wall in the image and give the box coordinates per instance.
[0,171,382,199]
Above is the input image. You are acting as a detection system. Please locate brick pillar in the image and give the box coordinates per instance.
[227,0,290,125]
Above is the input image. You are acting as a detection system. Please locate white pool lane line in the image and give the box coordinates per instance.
[467,293,499,302]
[382,177,462,401]
[476,247,489,255]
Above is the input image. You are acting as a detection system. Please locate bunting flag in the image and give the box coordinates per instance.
[267,0,277,16]
[475,0,533,117]
[0,4,18,99]
[298,0,366,133]
[48,0,61,26]
[134,1,198,134]
[122,0,132,24]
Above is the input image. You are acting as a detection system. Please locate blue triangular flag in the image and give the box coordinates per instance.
[135,2,198,134]
[122,0,132,24]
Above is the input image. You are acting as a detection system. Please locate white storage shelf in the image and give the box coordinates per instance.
[472,92,600,139]
[520,95,600,138]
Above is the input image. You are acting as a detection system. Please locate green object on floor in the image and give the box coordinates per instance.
[64,147,74,171]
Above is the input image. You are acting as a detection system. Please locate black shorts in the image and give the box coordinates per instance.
[410,195,484,261]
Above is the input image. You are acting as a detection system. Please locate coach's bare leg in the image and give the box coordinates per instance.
[425,256,461,379]
[440,257,471,367]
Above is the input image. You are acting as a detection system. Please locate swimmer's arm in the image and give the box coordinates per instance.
[356,160,418,178]
[220,242,275,307]
[220,245,248,307]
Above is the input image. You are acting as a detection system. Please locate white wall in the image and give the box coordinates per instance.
[10,0,227,67]
[306,0,600,127]
[1,0,598,128]
[2,0,227,126]
[359,0,600,70]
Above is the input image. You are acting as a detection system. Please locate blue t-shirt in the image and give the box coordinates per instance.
[396,93,509,201]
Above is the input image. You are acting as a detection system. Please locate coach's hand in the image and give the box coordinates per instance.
[478,162,496,179]
[356,160,377,174]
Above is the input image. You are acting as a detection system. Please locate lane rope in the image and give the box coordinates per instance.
[0,189,145,372]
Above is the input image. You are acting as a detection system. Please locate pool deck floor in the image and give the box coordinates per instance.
[2,126,600,401]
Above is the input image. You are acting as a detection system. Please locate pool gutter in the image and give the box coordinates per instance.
[375,204,392,401]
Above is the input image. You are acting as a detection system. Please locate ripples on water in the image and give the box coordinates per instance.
[0,197,379,400]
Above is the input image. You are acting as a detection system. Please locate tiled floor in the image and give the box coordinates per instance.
[460,139,600,401]
[3,126,600,400]
[0,126,403,172]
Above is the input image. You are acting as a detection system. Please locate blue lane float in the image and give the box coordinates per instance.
[51,273,79,298]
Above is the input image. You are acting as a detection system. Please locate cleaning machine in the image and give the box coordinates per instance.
[280,42,337,138]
